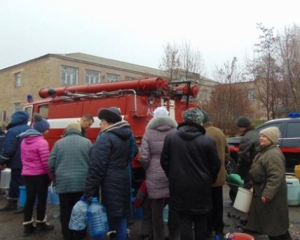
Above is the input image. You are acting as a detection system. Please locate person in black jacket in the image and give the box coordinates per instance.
[236,116,260,188]
[83,107,135,240]
[160,108,221,240]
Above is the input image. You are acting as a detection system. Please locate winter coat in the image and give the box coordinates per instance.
[160,122,221,215]
[140,116,177,199]
[0,111,30,169]
[246,144,289,236]
[237,127,260,179]
[20,129,52,178]
[203,121,230,187]
[48,129,92,194]
[84,121,134,219]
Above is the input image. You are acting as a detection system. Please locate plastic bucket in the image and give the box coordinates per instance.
[0,169,11,189]
[286,176,300,206]
[225,232,254,240]
[233,187,253,213]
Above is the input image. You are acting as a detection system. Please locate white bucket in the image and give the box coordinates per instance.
[0,169,11,189]
[233,187,253,213]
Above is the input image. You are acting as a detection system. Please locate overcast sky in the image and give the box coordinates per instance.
[1,0,299,78]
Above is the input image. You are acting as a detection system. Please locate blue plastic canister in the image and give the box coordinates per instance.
[286,176,300,206]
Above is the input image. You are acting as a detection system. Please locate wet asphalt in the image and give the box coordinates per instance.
[0,184,300,240]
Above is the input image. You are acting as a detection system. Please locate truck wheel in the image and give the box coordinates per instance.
[225,157,237,174]
[229,189,237,203]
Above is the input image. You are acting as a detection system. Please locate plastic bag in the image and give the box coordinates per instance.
[47,182,60,205]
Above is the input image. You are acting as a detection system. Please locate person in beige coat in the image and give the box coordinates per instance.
[201,110,230,237]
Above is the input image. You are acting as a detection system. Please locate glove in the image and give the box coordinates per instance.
[243,181,253,190]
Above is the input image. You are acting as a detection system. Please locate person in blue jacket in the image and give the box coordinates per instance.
[0,110,30,211]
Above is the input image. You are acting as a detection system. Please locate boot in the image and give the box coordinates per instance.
[36,217,54,232]
[14,207,24,214]
[23,219,36,237]
[0,199,17,211]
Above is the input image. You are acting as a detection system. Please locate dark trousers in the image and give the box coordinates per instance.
[269,231,292,240]
[23,174,48,222]
[59,192,86,240]
[177,212,207,240]
[151,198,180,240]
[207,186,224,232]
[8,169,24,199]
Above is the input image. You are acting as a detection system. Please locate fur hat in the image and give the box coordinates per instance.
[201,110,210,123]
[33,114,50,133]
[153,107,169,118]
[66,122,81,133]
[98,107,122,123]
[183,108,204,124]
[237,117,251,127]
[260,127,280,143]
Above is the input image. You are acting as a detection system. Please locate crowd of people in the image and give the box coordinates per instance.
[0,106,293,240]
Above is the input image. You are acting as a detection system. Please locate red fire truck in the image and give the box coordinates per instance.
[23,77,200,191]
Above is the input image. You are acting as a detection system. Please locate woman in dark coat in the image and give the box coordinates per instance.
[246,127,291,240]
[160,108,220,240]
[84,107,134,240]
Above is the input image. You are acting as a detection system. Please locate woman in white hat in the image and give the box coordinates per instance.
[246,127,291,240]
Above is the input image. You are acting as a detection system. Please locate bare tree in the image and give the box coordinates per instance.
[159,42,181,81]
[245,23,282,120]
[278,24,300,112]
[203,57,252,136]
[159,41,206,83]
[180,40,206,82]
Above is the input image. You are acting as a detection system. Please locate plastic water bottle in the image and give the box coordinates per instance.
[163,204,169,223]
[87,197,109,239]
[69,197,89,230]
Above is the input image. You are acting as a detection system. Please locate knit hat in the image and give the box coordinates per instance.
[66,122,81,133]
[237,117,251,127]
[183,108,204,124]
[98,107,122,123]
[153,107,169,118]
[33,114,50,133]
[201,110,210,123]
[259,127,280,143]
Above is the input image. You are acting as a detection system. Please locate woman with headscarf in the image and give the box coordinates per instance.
[140,106,179,240]
[246,127,291,240]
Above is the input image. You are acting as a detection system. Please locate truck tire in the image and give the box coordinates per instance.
[225,157,237,174]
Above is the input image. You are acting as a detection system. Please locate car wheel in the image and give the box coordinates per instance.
[225,157,237,174]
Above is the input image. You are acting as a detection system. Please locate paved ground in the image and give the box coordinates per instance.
[0,185,300,240]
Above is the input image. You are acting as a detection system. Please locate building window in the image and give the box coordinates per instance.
[0,110,7,122]
[125,76,136,81]
[248,89,255,100]
[201,89,209,102]
[85,70,100,84]
[61,66,78,85]
[14,72,21,87]
[13,102,22,112]
[107,73,119,82]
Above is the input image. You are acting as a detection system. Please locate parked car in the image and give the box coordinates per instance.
[227,114,300,175]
